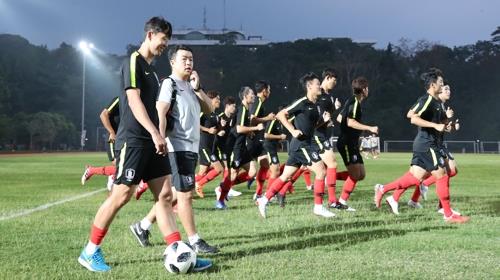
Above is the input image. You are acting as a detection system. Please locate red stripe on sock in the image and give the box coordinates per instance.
[90,225,108,245]
[164,231,182,245]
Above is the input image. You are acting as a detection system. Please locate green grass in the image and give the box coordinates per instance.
[0,152,499,279]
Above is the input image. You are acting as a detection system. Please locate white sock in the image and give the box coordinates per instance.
[188,233,200,245]
[140,218,152,231]
[339,198,347,205]
[84,241,99,255]
[314,204,323,210]
[260,196,269,205]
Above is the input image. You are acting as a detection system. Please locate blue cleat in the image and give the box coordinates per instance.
[78,248,111,272]
[215,200,228,210]
[193,258,213,272]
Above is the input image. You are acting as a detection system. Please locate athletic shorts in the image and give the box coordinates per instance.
[169,151,198,192]
[264,142,280,165]
[106,141,116,161]
[248,140,266,159]
[411,148,446,172]
[337,139,364,166]
[114,145,171,186]
[231,148,253,169]
[199,147,221,166]
[312,135,333,154]
[286,145,321,167]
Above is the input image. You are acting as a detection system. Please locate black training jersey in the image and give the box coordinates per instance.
[285,96,320,151]
[437,102,449,147]
[106,96,120,132]
[249,97,267,141]
[115,51,160,148]
[200,112,219,149]
[410,94,443,152]
[216,112,233,147]
[232,105,251,150]
[339,96,362,142]
[315,90,337,138]
[264,119,283,146]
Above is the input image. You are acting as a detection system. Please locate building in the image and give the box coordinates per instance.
[169,28,270,46]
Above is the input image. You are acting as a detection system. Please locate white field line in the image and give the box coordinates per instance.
[0,188,106,222]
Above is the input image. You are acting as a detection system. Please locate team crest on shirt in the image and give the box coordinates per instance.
[272,156,279,164]
[210,155,217,161]
[352,155,358,162]
[125,168,136,181]
[182,175,194,186]
[311,152,319,160]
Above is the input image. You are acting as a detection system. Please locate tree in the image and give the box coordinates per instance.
[492,26,500,43]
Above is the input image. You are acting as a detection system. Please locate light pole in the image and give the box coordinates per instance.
[78,41,94,150]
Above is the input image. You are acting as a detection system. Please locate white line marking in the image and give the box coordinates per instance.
[0,188,106,222]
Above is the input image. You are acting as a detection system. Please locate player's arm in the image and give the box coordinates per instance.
[276,108,302,138]
[236,107,263,134]
[127,89,165,154]
[156,101,170,139]
[100,109,116,142]
[410,115,445,132]
[190,71,213,114]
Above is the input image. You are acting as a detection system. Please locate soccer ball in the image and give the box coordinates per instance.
[163,241,196,274]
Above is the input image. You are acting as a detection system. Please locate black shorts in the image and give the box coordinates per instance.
[169,151,198,192]
[312,135,333,154]
[231,148,253,169]
[337,140,364,166]
[248,140,266,159]
[286,146,321,167]
[411,148,446,172]
[114,145,171,186]
[199,147,221,166]
[264,142,280,165]
[106,141,116,161]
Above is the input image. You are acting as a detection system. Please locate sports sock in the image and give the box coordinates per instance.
[188,233,200,245]
[198,168,221,187]
[265,178,285,200]
[164,231,182,245]
[326,168,337,204]
[314,179,325,204]
[140,218,152,231]
[340,176,357,201]
[88,224,108,253]
[436,175,452,217]
[382,172,420,194]
[302,169,312,186]
[336,171,349,181]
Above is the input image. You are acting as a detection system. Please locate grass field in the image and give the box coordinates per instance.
[0,152,499,279]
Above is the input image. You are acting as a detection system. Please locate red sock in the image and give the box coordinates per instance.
[303,169,312,186]
[393,187,408,201]
[198,168,221,187]
[89,166,115,176]
[449,169,457,177]
[255,167,269,197]
[436,175,452,217]
[291,168,304,182]
[340,176,357,201]
[164,231,182,245]
[219,176,233,202]
[382,172,420,194]
[195,174,203,182]
[336,171,349,181]
[326,168,337,204]
[422,176,436,187]
[410,186,421,202]
[266,177,277,194]
[233,172,250,185]
[265,178,285,200]
[90,224,108,245]
[313,179,325,204]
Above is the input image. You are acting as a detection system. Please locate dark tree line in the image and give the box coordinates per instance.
[0,30,499,151]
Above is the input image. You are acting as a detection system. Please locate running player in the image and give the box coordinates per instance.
[194,90,224,198]
[257,72,334,218]
[374,68,469,223]
[335,76,378,211]
[216,87,264,209]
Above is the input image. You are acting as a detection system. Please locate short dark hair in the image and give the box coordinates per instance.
[255,80,270,94]
[238,86,253,100]
[168,45,193,60]
[224,96,236,106]
[206,90,220,99]
[322,68,338,80]
[352,76,369,95]
[420,68,443,90]
[144,17,172,39]
[299,72,320,91]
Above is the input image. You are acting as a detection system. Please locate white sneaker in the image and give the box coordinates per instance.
[106,175,114,192]
[419,183,429,201]
[215,186,221,201]
[386,196,400,215]
[313,205,336,218]
[256,197,268,218]
[437,208,461,216]
[407,200,423,209]
[228,189,242,197]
